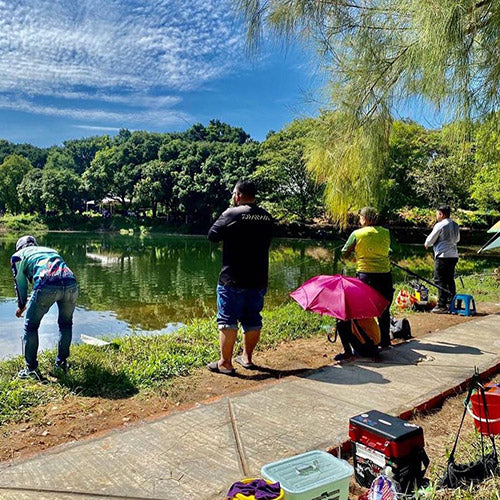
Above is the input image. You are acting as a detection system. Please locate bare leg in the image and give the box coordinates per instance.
[242,329,260,364]
[219,327,237,370]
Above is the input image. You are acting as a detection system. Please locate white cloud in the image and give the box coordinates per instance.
[72,125,121,131]
[0,0,244,125]
[0,96,192,127]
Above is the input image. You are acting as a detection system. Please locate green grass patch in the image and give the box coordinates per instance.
[0,303,329,426]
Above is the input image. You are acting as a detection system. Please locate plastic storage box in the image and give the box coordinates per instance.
[261,450,353,500]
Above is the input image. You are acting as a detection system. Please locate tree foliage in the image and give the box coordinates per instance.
[254,118,325,221]
[0,155,33,214]
[237,0,500,225]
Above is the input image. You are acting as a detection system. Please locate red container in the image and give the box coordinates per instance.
[349,410,428,490]
[349,410,425,458]
[469,383,500,435]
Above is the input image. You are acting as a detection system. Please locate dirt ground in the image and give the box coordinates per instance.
[1,303,499,478]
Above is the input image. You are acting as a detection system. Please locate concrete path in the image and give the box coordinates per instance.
[0,314,499,500]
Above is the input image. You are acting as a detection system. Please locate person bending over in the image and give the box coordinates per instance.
[11,235,78,380]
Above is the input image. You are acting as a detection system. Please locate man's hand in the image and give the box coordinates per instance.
[16,307,25,318]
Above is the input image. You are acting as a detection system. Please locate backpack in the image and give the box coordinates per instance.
[390,317,412,340]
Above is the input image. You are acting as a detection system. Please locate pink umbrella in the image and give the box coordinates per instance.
[290,274,390,320]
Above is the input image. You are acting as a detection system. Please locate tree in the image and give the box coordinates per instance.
[0,154,33,213]
[63,136,111,174]
[134,160,173,218]
[471,115,500,210]
[183,120,251,145]
[41,167,83,213]
[45,149,77,172]
[18,169,44,214]
[254,118,325,222]
[237,0,500,225]
[83,145,142,209]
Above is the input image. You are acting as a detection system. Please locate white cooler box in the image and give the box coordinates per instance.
[261,450,353,500]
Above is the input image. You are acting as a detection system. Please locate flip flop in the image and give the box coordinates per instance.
[235,355,257,370]
[207,361,235,376]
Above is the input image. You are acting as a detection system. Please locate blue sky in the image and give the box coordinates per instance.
[0,0,447,148]
[0,0,330,147]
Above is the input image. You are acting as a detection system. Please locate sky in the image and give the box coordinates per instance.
[0,0,447,148]
[0,0,333,147]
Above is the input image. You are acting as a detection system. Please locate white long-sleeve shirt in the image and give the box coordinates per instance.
[424,218,460,258]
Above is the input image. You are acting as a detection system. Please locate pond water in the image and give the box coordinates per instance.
[0,232,498,359]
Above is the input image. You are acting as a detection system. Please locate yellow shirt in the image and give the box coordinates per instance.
[342,226,391,273]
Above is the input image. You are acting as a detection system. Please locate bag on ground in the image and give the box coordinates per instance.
[390,317,412,340]
[439,372,499,489]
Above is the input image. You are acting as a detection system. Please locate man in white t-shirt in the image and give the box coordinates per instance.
[424,205,460,313]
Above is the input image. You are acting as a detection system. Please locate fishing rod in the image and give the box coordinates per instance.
[335,234,451,293]
[390,260,451,294]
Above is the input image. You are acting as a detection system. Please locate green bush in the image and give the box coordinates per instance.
[0,213,48,234]
[394,207,500,229]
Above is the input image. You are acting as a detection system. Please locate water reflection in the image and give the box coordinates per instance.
[0,298,185,360]
[0,233,340,358]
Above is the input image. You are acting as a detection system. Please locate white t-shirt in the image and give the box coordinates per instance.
[424,218,460,258]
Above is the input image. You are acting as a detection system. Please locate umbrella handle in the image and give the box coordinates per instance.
[327,324,338,343]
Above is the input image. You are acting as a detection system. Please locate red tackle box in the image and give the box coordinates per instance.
[349,410,429,491]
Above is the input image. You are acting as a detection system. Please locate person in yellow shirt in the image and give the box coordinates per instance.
[341,207,394,349]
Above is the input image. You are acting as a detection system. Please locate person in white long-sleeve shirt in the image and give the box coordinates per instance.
[424,205,460,313]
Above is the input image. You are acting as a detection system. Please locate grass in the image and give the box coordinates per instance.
[0,302,329,426]
[415,440,500,500]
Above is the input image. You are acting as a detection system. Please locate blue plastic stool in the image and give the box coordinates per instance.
[449,294,476,316]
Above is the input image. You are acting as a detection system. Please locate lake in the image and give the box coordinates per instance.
[0,232,498,359]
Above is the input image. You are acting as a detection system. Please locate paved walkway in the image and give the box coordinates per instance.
[1,314,500,500]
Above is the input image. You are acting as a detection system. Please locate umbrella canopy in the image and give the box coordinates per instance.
[290,274,390,321]
[478,220,500,253]
[482,236,500,252]
[487,221,500,233]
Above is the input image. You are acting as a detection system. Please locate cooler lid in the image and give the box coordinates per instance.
[261,450,353,494]
[349,410,423,441]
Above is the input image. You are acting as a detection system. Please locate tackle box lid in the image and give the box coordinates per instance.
[349,410,423,442]
[261,450,353,494]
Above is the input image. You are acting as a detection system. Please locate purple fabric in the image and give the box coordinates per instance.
[227,478,281,499]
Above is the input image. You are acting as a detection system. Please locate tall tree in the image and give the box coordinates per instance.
[471,114,500,210]
[237,0,500,225]
[0,154,33,214]
[63,136,111,174]
[254,118,325,222]
[41,167,83,213]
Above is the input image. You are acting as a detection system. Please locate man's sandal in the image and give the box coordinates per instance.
[207,361,235,376]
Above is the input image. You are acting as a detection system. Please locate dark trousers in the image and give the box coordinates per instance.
[356,271,394,348]
[337,320,379,358]
[434,258,458,308]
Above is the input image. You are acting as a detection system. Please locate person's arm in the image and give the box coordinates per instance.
[208,209,231,242]
[424,223,441,249]
[11,255,28,314]
[341,232,356,259]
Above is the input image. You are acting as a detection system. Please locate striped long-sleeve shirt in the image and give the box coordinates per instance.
[10,246,75,309]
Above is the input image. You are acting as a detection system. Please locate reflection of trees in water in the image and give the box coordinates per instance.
[0,234,499,330]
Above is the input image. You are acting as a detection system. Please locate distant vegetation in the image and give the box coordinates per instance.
[0,116,499,232]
